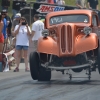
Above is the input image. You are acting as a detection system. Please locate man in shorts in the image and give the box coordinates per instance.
[76,0,86,9]
[30,14,44,53]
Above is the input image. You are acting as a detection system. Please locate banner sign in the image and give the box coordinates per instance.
[33,3,77,19]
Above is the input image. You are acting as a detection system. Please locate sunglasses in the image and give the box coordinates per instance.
[2,13,6,15]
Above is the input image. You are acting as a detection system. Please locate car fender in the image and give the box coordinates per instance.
[37,37,59,56]
[75,33,98,54]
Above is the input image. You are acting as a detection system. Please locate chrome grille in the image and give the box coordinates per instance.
[60,25,72,53]
[67,25,72,53]
[61,25,66,53]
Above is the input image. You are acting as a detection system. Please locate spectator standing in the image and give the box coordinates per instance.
[76,0,86,9]
[87,0,99,10]
[12,13,24,67]
[1,11,7,42]
[12,13,21,46]
[1,10,8,53]
[0,13,4,54]
[20,0,27,8]
[1,0,10,11]
[12,0,21,18]
[4,10,12,38]
[31,14,44,52]
[56,0,65,5]
[12,13,21,34]
[2,10,12,50]
[48,0,54,4]
[14,17,31,72]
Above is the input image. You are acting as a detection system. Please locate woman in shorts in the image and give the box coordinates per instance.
[14,17,31,72]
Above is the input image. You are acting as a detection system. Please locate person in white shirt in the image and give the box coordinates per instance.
[56,0,65,5]
[14,17,31,72]
[31,14,44,52]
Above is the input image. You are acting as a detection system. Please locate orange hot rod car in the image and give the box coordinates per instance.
[29,9,100,81]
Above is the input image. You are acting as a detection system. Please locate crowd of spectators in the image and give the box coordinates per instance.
[0,0,99,71]
[0,0,29,71]
[1,0,99,17]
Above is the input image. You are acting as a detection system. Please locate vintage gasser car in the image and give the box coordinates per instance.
[29,9,100,81]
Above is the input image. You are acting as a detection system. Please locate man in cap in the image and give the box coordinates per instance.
[11,13,21,48]
[1,10,12,50]
[3,10,12,38]
[12,13,21,34]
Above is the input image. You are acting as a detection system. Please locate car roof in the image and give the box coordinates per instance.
[46,9,96,18]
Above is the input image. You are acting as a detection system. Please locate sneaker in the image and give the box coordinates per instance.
[13,67,19,72]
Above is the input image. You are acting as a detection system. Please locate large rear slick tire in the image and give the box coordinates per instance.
[29,52,51,81]
[29,52,39,80]
[38,67,51,81]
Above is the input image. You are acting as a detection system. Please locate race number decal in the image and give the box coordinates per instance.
[50,17,63,24]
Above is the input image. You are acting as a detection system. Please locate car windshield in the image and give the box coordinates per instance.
[49,14,89,25]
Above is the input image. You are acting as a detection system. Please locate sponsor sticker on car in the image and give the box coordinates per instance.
[37,5,65,13]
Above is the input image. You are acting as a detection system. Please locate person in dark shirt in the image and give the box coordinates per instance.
[20,0,27,8]
[1,0,10,10]
[12,0,21,17]
[4,10,12,38]
[87,0,99,10]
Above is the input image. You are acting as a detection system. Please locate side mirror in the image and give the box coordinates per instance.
[42,29,49,38]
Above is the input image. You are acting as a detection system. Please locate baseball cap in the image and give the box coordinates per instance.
[15,13,21,18]
[1,9,7,14]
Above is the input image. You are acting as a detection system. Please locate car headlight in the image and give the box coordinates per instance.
[83,26,92,35]
[42,29,49,38]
